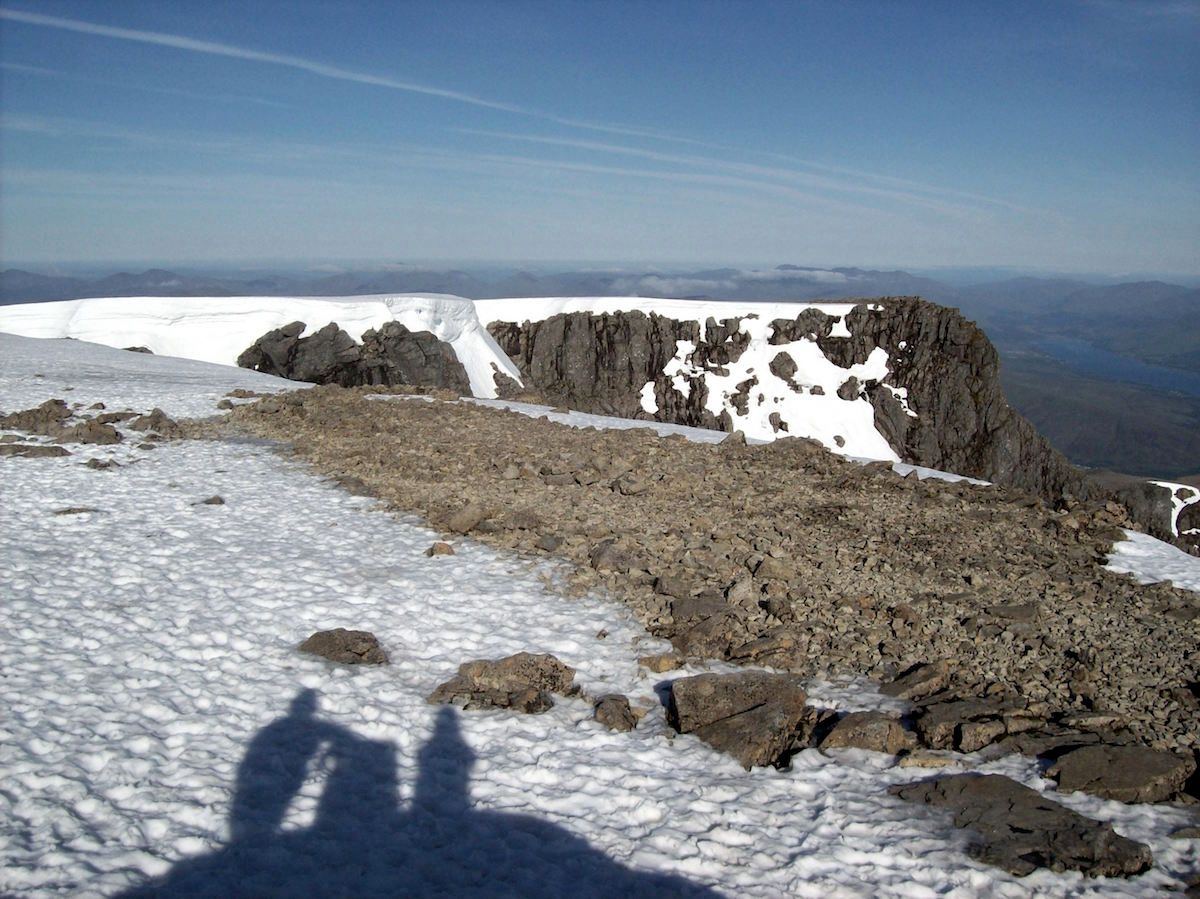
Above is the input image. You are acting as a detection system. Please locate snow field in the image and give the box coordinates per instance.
[4,437,1196,897]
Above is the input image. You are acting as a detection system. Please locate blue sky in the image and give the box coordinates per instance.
[0,0,1196,272]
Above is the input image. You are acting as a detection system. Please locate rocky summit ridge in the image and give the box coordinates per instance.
[236,296,1199,554]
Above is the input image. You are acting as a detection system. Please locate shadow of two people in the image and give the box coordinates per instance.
[119,689,721,898]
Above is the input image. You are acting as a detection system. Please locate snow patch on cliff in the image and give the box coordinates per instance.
[1150,481,1200,537]
[476,297,900,460]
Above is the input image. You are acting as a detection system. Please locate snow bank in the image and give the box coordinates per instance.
[0,294,520,399]
[1106,529,1200,593]
[0,332,296,419]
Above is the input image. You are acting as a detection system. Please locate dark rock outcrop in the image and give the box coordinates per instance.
[238,320,470,393]
[359,321,470,392]
[890,773,1153,877]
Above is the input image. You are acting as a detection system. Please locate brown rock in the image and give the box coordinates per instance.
[299,628,389,665]
[428,652,576,714]
[594,694,637,732]
[820,711,916,755]
[667,671,809,769]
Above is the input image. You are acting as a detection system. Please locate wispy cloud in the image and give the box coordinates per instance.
[0,9,538,115]
[3,56,286,107]
[0,61,64,77]
[458,129,1009,220]
[0,8,765,149]
[1081,0,1200,22]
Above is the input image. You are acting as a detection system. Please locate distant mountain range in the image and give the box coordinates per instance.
[2,262,1198,479]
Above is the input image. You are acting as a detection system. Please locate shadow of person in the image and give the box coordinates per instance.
[117,693,720,898]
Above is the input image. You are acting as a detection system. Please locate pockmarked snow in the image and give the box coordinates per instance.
[2,333,1196,897]
[0,294,520,399]
[0,333,298,418]
[1106,528,1200,593]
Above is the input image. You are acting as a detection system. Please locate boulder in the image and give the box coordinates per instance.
[637,651,684,673]
[359,321,471,393]
[890,773,1152,877]
[880,660,952,701]
[128,408,180,437]
[666,671,811,769]
[912,697,1028,753]
[299,628,389,665]
[594,694,638,732]
[0,399,72,435]
[820,711,916,755]
[445,502,489,535]
[425,541,456,556]
[58,419,122,445]
[1048,744,1196,803]
[0,443,70,458]
[428,652,576,714]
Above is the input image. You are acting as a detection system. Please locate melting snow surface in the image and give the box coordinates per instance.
[1,334,1197,897]
[1106,529,1200,593]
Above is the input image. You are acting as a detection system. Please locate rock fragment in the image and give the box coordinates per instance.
[667,671,811,769]
[819,711,916,755]
[594,694,638,732]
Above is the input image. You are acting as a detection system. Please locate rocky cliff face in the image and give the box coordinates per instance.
[237,320,470,393]
[488,299,1080,492]
[487,298,1196,554]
